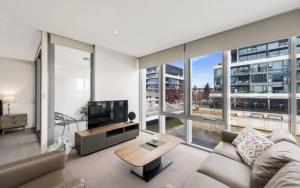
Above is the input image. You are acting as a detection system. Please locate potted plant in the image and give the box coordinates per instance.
[80,104,88,120]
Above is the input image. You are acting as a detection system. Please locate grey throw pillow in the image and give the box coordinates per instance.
[268,130,297,145]
[251,141,300,188]
[265,161,300,188]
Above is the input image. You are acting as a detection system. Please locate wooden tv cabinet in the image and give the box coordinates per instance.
[75,122,139,156]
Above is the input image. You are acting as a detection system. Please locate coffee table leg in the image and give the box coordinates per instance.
[131,157,172,182]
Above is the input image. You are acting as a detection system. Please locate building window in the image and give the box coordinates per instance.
[251,63,267,73]
[271,72,284,82]
[251,85,267,93]
[251,74,267,83]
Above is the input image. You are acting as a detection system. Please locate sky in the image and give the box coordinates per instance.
[171,52,223,88]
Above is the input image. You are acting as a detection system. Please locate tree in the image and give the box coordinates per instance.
[192,85,198,107]
[203,83,211,99]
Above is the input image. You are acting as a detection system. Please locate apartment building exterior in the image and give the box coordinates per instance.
[146,64,184,116]
[212,37,300,113]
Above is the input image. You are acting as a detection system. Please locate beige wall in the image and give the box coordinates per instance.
[94,46,140,122]
[0,57,35,128]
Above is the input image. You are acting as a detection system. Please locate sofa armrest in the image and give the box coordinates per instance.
[222,130,238,143]
[0,150,65,188]
[53,177,86,188]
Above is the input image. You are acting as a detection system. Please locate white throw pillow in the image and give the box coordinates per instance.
[232,127,257,146]
[234,128,273,167]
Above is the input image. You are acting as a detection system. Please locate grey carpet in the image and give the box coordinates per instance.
[0,130,41,165]
[66,131,209,188]
[0,130,209,188]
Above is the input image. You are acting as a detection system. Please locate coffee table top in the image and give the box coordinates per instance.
[115,134,182,167]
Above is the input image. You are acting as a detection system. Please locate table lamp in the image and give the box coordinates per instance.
[2,95,15,115]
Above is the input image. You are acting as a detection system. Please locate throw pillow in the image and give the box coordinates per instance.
[251,141,300,188]
[232,127,257,146]
[235,128,273,167]
[264,161,300,188]
[268,129,297,145]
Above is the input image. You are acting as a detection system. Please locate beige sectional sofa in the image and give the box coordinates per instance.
[0,150,85,188]
[167,130,300,188]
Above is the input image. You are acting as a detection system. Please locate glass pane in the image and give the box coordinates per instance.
[231,38,290,135]
[191,52,223,119]
[164,61,184,115]
[145,66,160,132]
[166,116,184,139]
[192,120,223,149]
[54,45,91,144]
[191,52,224,148]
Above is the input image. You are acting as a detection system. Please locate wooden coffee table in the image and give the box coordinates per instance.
[115,134,182,182]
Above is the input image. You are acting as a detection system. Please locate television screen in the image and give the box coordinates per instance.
[88,100,128,130]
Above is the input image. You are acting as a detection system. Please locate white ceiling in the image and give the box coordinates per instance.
[0,0,300,58]
[0,20,41,61]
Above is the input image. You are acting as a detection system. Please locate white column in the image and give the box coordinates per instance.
[40,31,49,152]
[223,51,231,130]
[159,115,166,134]
[185,119,193,143]
[184,50,192,142]
[139,69,147,130]
[290,37,297,135]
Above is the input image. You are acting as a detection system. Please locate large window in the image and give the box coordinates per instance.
[191,52,224,148]
[164,61,185,115]
[145,66,160,132]
[140,36,300,149]
[230,38,290,134]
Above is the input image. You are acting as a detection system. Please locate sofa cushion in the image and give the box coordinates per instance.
[265,161,300,188]
[268,130,297,145]
[198,153,251,188]
[183,173,230,188]
[18,168,74,188]
[213,141,243,163]
[235,128,273,166]
[251,141,300,188]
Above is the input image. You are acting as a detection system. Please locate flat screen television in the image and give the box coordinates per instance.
[88,100,128,130]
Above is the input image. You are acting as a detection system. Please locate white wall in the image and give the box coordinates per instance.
[94,46,139,122]
[0,57,35,128]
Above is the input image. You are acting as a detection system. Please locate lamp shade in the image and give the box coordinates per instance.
[2,95,16,103]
